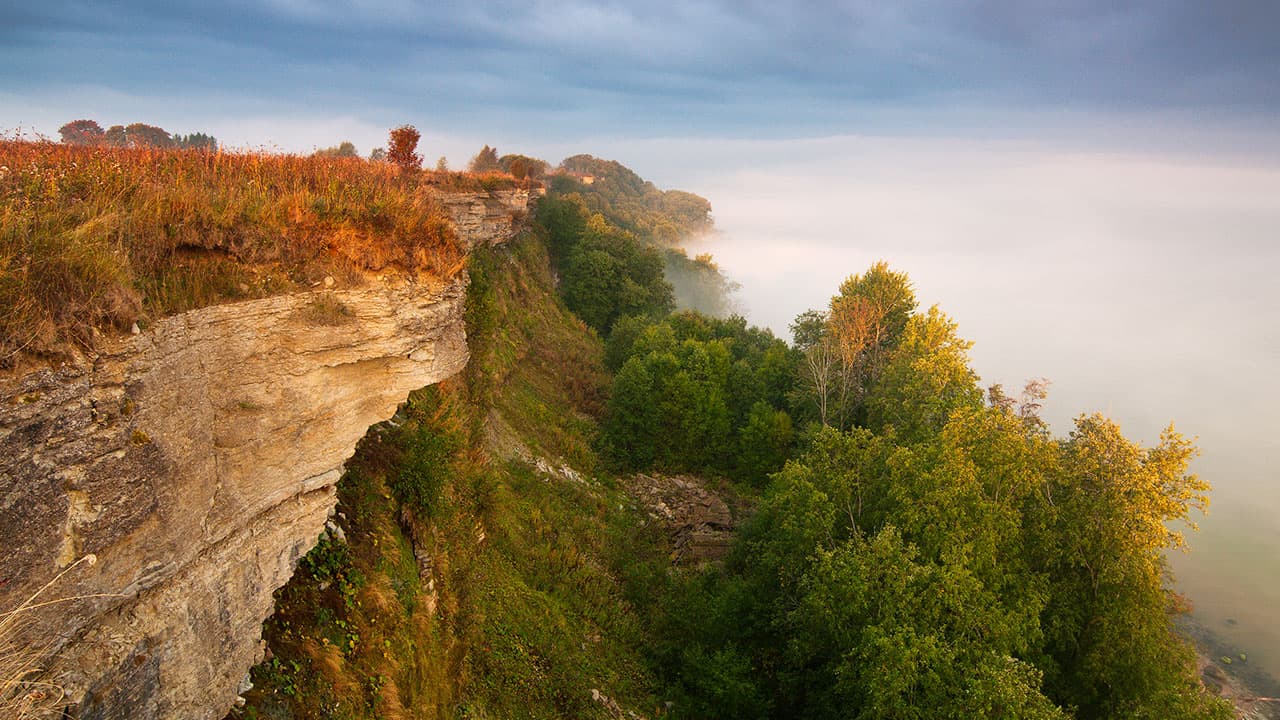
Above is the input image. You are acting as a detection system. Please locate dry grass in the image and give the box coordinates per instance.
[0,137,518,364]
[0,555,118,718]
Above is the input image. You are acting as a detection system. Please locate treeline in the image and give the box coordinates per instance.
[58,119,217,150]
[545,154,739,318]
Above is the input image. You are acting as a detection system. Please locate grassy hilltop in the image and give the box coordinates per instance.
[0,138,514,364]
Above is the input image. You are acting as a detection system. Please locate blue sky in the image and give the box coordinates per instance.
[3,0,1278,157]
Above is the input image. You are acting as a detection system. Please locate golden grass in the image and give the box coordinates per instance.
[0,555,120,719]
[0,138,518,364]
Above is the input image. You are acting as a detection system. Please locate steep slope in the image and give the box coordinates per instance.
[236,231,672,719]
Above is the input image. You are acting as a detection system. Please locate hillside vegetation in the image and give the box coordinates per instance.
[0,137,513,365]
[237,231,672,719]
[232,154,1230,719]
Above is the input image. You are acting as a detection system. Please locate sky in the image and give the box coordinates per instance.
[3,0,1279,155]
[5,0,1280,684]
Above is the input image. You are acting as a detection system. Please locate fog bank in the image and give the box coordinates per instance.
[648,134,1280,681]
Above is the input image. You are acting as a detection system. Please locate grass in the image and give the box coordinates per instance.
[0,137,520,365]
[1,554,122,719]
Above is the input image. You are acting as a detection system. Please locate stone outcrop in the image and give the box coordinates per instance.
[440,189,529,248]
[0,190,525,719]
[624,474,736,565]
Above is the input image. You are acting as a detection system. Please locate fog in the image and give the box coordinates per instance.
[626,134,1280,683]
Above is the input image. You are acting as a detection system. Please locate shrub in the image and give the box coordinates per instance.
[388,427,459,518]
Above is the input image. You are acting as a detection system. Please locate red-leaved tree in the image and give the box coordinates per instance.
[58,119,105,145]
[387,125,422,173]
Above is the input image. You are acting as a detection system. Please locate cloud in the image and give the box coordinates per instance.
[4,1,1279,143]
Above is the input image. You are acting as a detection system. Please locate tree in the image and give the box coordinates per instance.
[499,153,548,182]
[469,144,500,173]
[1035,415,1229,719]
[104,125,127,147]
[123,123,174,148]
[315,141,357,158]
[368,147,386,162]
[561,215,672,334]
[58,119,104,145]
[790,309,840,427]
[602,357,659,469]
[826,262,918,426]
[174,132,218,151]
[865,305,983,443]
[737,401,793,485]
[387,124,422,173]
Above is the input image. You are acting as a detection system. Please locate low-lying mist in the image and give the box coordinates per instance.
[650,133,1280,685]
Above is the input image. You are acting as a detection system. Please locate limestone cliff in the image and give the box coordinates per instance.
[0,190,527,719]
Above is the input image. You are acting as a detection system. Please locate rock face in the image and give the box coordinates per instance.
[0,190,525,719]
[624,474,736,565]
[440,190,530,247]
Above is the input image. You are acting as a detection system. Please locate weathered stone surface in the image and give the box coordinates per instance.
[440,189,529,248]
[0,190,523,719]
[624,474,736,565]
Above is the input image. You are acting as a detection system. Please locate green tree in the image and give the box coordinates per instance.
[790,309,842,427]
[1036,415,1229,720]
[561,215,672,334]
[315,141,358,158]
[865,305,982,443]
[791,528,1068,720]
[603,356,659,470]
[737,401,793,485]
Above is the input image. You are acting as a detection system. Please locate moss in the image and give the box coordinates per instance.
[129,429,150,446]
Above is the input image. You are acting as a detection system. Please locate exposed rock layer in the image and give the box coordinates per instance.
[0,190,526,719]
[624,474,736,565]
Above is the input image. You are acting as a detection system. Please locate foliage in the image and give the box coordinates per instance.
[119,123,174,148]
[600,311,799,478]
[546,155,736,316]
[864,305,983,443]
[498,153,548,183]
[387,124,422,173]
[57,119,104,146]
[561,215,673,333]
[315,141,358,158]
[175,132,218,151]
[388,424,461,518]
[791,262,918,429]
[469,144,500,173]
[555,154,712,243]
[653,296,1231,720]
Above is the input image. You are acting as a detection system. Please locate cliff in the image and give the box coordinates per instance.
[0,190,527,719]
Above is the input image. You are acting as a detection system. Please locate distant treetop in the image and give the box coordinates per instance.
[57,119,217,150]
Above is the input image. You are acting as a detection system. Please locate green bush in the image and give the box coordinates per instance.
[389,427,459,518]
